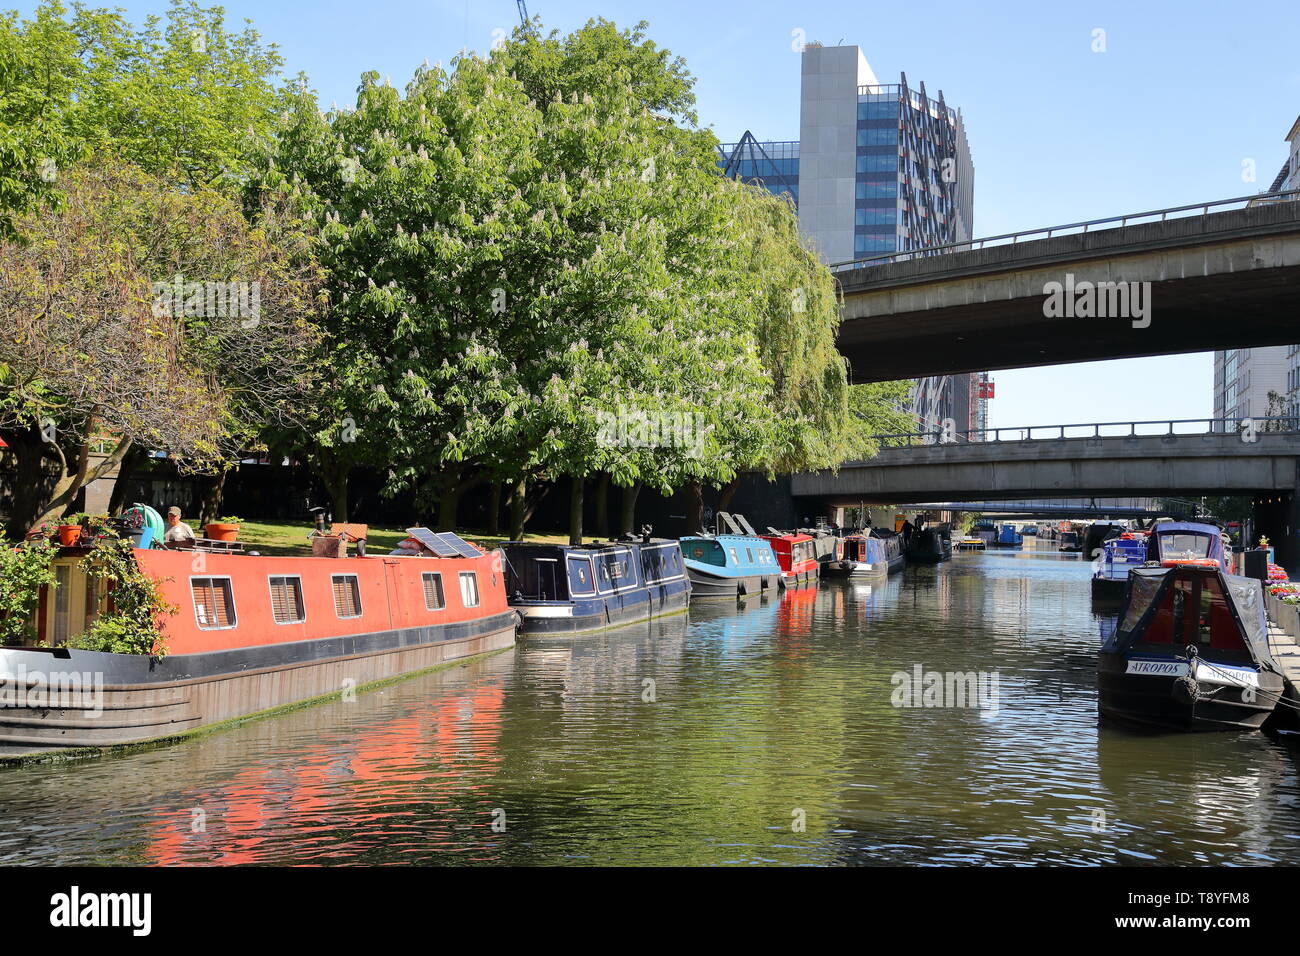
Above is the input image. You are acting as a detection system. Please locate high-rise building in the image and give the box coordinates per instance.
[1215,115,1300,425]
[718,43,983,437]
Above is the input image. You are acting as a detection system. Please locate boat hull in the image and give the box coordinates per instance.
[822,560,886,577]
[1096,652,1282,732]
[1090,576,1128,601]
[515,580,691,634]
[0,611,518,758]
[684,564,780,598]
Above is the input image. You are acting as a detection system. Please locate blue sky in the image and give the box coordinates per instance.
[20,0,1300,427]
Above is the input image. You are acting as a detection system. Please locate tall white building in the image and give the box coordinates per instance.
[1216,115,1300,424]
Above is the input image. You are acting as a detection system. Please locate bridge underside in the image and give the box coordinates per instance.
[834,202,1300,381]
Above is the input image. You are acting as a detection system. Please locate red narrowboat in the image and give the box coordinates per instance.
[759,532,819,585]
[0,527,517,759]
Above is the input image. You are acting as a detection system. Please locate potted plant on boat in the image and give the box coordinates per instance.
[204,516,242,542]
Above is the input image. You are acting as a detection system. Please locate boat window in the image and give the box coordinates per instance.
[745,548,753,563]
[192,577,236,630]
[52,564,71,645]
[422,572,446,610]
[459,571,480,608]
[596,559,613,589]
[1158,534,1213,561]
[269,576,306,624]
[568,556,596,595]
[332,574,363,619]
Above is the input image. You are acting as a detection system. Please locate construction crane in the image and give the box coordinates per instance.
[517,1,528,26]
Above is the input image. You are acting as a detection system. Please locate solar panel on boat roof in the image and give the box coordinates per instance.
[406,527,460,557]
[435,531,483,558]
[735,514,757,536]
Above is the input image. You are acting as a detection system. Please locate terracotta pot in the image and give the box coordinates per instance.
[205,522,240,542]
[56,524,82,547]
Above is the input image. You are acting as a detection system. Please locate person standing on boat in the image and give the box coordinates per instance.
[164,506,197,546]
[901,518,915,546]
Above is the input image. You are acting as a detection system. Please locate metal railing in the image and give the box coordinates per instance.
[829,189,1300,273]
[870,417,1300,448]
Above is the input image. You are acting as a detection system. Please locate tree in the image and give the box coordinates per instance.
[0,161,322,537]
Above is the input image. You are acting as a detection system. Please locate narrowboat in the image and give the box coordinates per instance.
[679,534,782,598]
[679,512,782,598]
[870,529,907,573]
[825,532,900,577]
[502,536,690,634]
[1097,564,1281,731]
[994,524,1023,549]
[970,523,998,548]
[905,524,953,563]
[759,529,819,585]
[0,526,517,758]
[1090,533,1147,601]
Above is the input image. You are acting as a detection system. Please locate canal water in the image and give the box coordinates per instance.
[3,541,1299,866]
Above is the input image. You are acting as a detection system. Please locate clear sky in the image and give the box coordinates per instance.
[20,0,1300,428]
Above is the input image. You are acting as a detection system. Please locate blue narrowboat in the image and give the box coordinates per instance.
[502,537,691,634]
[679,533,783,598]
[1090,533,1148,601]
[825,532,903,576]
[994,523,1023,549]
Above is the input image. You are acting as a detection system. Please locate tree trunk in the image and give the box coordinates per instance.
[619,480,642,536]
[687,482,705,534]
[199,469,229,526]
[717,475,741,515]
[321,460,350,523]
[568,476,584,545]
[508,478,528,541]
[487,481,502,536]
[437,477,462,532]
[107,445,145,515]
[33,431,133,530]
[594,473,609,539]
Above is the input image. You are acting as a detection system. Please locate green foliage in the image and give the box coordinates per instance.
[0,539,56,644]
[0,0,290,239]
[72,540,174,657]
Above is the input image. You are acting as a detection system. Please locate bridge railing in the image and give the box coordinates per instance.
[872,417,1300,447]
[829,189,1300,273]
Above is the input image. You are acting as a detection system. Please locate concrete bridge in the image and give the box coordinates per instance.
[791,419,1300,567]
[831,192,1300,381]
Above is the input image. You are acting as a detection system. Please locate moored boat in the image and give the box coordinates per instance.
[1090,533,1147,601]
[993,524,1023,549]
[1097,564,1281,731]
[0,525,517,758]
[760,529,819,585]
[502,535,690,634]
[679,533,782,598]
[823,532,893,576]
[870,529,907,574]
[905,524,953,563]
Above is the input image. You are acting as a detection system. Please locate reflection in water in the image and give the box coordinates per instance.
[2,546,1298,866]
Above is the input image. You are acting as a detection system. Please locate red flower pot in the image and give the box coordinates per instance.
[56,525,82,547]
[205,523,240,542]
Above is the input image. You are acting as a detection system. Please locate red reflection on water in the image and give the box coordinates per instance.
[144,684,505,865]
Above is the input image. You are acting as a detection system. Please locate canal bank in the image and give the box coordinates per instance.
[0,544,1297,866]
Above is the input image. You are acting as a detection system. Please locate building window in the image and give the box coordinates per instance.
[422,572,446,611]
[331,574,362,619]
[192,577,236,630]
[53,565,71,645]
[268,576,305,624]
[459,571,480,608]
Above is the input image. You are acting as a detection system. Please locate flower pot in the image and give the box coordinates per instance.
[205,523,240,542]
[56,524,82,547]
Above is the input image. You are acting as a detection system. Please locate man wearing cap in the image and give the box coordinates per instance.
[163,506,197,546]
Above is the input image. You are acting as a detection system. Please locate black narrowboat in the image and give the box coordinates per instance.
[1097,564,1282,731]
[502,537,691,634]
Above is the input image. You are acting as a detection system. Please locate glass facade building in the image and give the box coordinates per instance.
[718,44,982,437]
